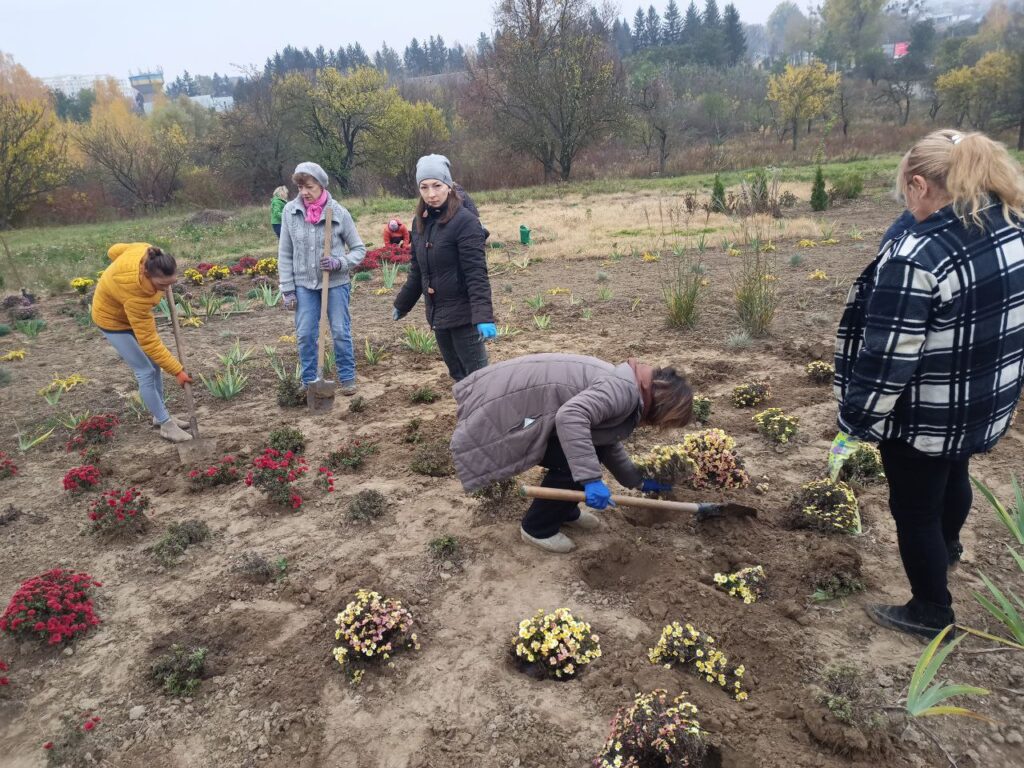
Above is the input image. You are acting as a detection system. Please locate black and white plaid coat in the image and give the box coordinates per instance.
[834,201,1024,459]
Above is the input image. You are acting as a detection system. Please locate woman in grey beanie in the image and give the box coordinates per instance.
[393,155,496,381]
[278,162,366,394]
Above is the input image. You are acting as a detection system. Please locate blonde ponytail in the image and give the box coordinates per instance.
[899,129,1024,229]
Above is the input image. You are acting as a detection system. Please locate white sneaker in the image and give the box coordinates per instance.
[153,416,190,429]
[563,509,601,530]
[159,420,193,443]
[520,528,575,553]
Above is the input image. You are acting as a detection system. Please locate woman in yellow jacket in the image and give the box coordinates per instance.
[91,244,194,443]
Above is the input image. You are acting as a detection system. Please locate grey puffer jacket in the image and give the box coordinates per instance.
[450,353,645,491]
[278,196,366,294]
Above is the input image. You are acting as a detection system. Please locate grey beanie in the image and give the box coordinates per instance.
[293,161,329,188]
[415,154,453,187]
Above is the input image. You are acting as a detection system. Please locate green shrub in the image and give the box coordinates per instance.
[0,323,10,337]
[348,489,387,521]
[692,395,711,422]
[810,166,828,211]
[411,386,439,404]
[150,644,207,696]
[711,174,727,213]
[152,520,211,566]
[828,173,863,202]
[411,440,455,476]
[428,534,462,561]
[276,375,305,407]
[268,425,305,455]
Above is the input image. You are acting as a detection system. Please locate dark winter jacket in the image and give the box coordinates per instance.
[393,198,494,330]
[449,353,646,492]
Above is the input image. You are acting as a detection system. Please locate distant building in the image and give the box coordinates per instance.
[186,94,234,112]
[130,69,164,114]
[40,74,133,98]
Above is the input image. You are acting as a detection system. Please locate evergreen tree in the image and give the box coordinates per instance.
[711,174,726,212]
[314,45,329,68]
[476,32,492,57]
[347,43,370,68]
[723,4,747,65]
[426,35,448,74]
[681,2,702,48]
[612,19,633,57]
[633,7,647,48]
[334,47,351,71]
[699,0,725,66]
[810,166,828,211]
[404,39,425,75]
[646,5,662,47]
[374,43,403,75]
[663,0,682,44]
[448,43,466,71]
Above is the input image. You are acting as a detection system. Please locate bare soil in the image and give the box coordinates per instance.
[1,194,1023,768]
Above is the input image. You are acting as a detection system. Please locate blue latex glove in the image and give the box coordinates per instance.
[477,322,497,340]
[392,307,404,321]
[828,430,862,481]
[641,478,672,494]
[583,480,615,510]
[320,254,342,271]
[282,292,297,310]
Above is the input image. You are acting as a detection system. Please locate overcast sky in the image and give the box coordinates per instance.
[3,0,775,81]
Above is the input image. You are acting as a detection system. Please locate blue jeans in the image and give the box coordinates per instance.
[101,330,169,423]
[294,283,355,385]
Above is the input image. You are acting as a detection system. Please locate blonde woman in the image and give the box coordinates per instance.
[832,130,1024,639]
[270,185,288,238]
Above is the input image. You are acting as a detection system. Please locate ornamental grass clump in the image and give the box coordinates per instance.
[188,455,240,491]
[62,465,100,493]
[66,413,119,453]
[838,444,885,484]
[713,565,767,604]
[732,381,771,408]
[806,360,835,384]
[0,569,102,645]
[648,621,748,701]
[593,689,706,768]
[512,608,602,680]
[244,448,308,509]
[88,487,150,537]
[796,479,861,534]
[753,408,799,444]
[332,589,419,684]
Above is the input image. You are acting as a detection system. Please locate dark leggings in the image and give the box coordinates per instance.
[521,437,583,539]
[878,440,972,608]
[435,324,489,382]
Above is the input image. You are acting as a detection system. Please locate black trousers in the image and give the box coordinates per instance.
[435,324,489,382]
[878,439,972,609]
[521,437,584,539]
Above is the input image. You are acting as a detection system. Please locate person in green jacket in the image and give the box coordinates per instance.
[270,186,288,238]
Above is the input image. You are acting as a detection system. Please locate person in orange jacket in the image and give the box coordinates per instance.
[382,218,411,249]
[91,243,194,443]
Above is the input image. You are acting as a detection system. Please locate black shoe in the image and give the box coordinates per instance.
[865,602,955,641]
[947,540,964,570]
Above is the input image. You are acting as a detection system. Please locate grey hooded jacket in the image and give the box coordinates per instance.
[449,353,645,492]
[278,196,366,293]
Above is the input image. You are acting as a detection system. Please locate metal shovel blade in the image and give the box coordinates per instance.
[175,417,219,465]
[694,502,759,521]
[306,378,336,412]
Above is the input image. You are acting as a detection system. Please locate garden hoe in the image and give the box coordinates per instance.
[307,206,336,413]
[167,288,219,465]
[519,485,757,522]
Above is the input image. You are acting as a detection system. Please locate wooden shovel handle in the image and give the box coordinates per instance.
[165,287,199,437]
[519,484,701,514]
[316,206,333,378]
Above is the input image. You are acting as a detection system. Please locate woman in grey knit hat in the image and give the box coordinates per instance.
[278,162,366,394]
[392,154,496,381]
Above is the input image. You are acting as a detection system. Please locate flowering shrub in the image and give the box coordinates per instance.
[753,408,799,444]
[0,451,17,479]
[70,277,95,294]
[88,487,150,537]
[62,465,101,493]
[66,413,119,453]
[713,565,767,604]
[633,444,697,485]
[796,479,861,534]
[0,658,9,687]
[247,257,278,277]
[593,690,706,768]
[194,262,215,275]
[512,608,602,680]
[358,245,411,273]
[649,621,748,701]
[838,444,885,484]
[0,568,102,644]
[684,429,749,489]
[325,439,378,471]
[332,589,419,684]
[806,360,835,384]
[244,448,307,508]
[731,381,771,407]
[206,265,230,280]
[808,269,828,280]
[41,713,103,765]
[315,467,335,493]
[692,395,711,423]
[183,268,205,285]
[230,256,258,275]
[1,349,26,361]
[188,455,240,491]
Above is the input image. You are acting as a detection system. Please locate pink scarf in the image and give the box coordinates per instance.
[302,189,328,224]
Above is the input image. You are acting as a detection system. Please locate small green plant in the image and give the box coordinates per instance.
[380,262,400,289]
[496,324,520,338]
[411,386,439,404]
[788,253,804,267]
[268,425,305,455]
[363,338,388,365]
[692,395,711,422]
[662,260,704,329]
[597,286,613,301]
[811,572,866,602]
[199,294,226,319]
[348,489,387,521]
[595,270,610,283]
[732,381,771,407]
[411,440,454,476]
[753,407,799,444]
[0,368,9,388]
[219,339,255,367]
[235,551,281,584]
[15,425,54,453]
[581,308,593,320]
[402,326,437,355]
[905,626,989,719]
[349,395,367,413]
[255,284,281,307]
[151,520,211,566]
[150,644,207,696]
[733,252,779,337]
[402,417,422,444]
[473,478,519,515]
[838,444,885,484]
[174,298,196,318]
[353,270,372,282]
[325,439,377,471]
[276,373,305,408]
[428,534,462,560]
[533,314,551,330]
[198,364,248,400]
[828,173,863,203]
[14,319,45,338]
[810,165,828,211]
[525,294,545,312]
[710,174,726,212]
[0,323,10,336]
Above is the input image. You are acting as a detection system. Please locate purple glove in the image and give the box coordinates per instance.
[282,292,297,310]
[320,255,342,271]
